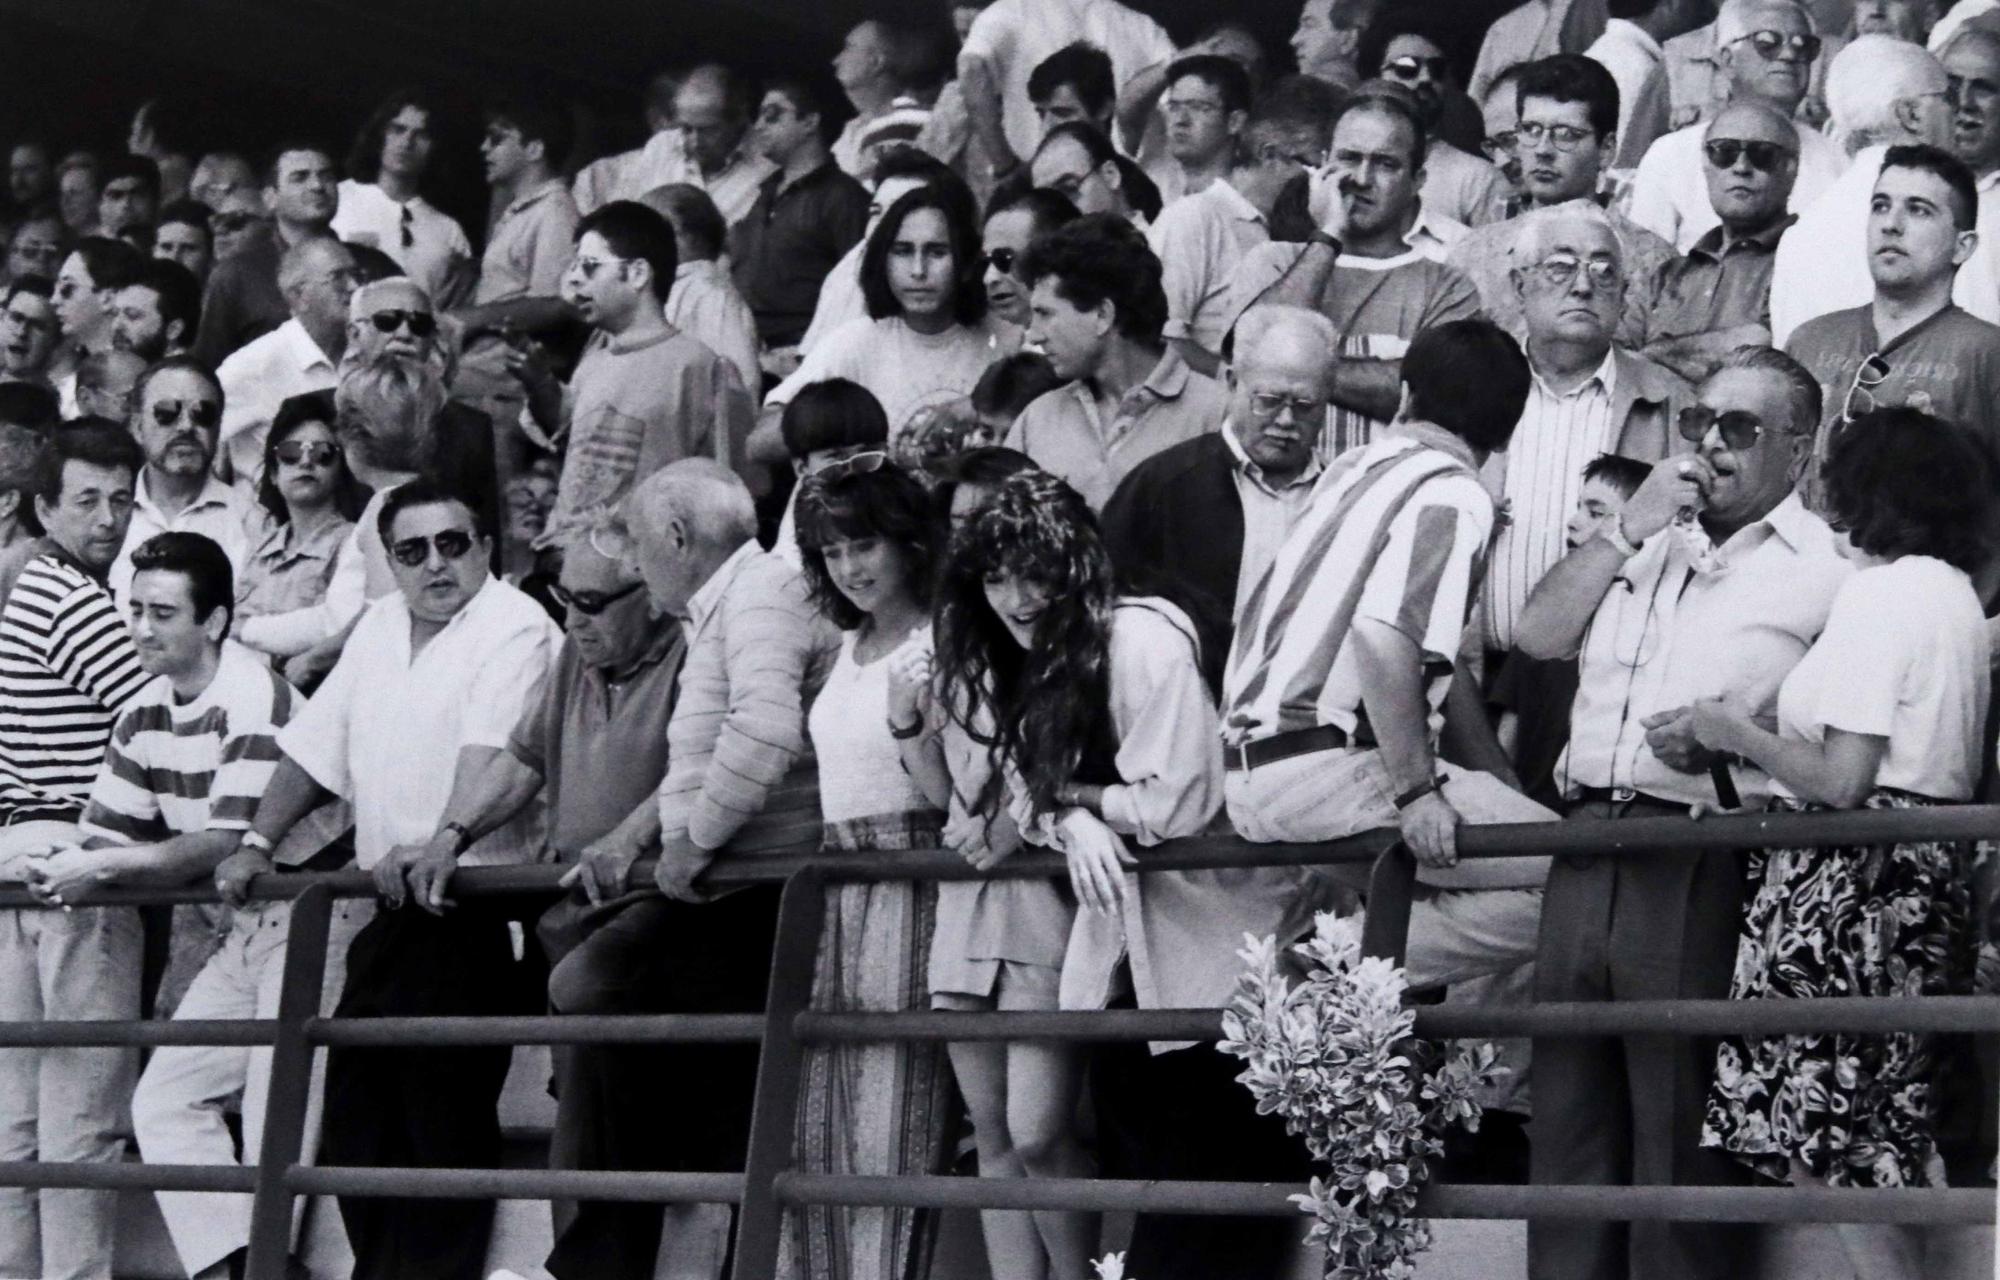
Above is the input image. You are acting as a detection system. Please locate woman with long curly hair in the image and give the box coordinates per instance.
[927,470,1245,1279]
[782,458,955,1280]
[1690,406,1996,1280]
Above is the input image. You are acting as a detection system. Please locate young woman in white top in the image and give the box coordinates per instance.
[1689,406,1996,1280]
[765,172,1017,445]
[786,460,952,1280]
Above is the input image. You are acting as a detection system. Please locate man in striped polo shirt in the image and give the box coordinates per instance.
[15,531,318,1280]
[1222,320,1556,990]
[0,419,149,1280]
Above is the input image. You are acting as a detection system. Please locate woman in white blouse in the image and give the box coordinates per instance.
[1689,406,1995,1280]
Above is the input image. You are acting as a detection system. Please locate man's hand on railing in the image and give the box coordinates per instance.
[21,842,102,909]
[558,830,646,906]
[374,840,459,915]
[1399,789,1462,870]
[655,835,715,903]
[215,848,273,908]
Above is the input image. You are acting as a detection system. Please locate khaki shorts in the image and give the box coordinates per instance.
[930,959,1062,1012]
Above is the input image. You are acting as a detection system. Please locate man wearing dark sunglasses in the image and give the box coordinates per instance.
[109,358,250,605]
[1630,0,1847,251]
[1515,345,1851,1280]
[235,476,559,1280]
[1642,100,1801,379]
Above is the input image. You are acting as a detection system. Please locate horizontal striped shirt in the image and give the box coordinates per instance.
[0,552,149,820]
[80,642,296,843]
[1224,425,1494,747]
[658,541,838,853]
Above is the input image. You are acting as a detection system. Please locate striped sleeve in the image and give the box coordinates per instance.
[43,580,146,714]
[78,708,169,844]
[1355,478,1492,664]
[206,675,296,830]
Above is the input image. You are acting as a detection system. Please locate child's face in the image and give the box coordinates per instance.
[1566,476,1628,549]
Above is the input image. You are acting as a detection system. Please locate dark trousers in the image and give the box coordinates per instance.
[536,886,782,1280]
[1094,1023,1310,1280]
[320,902,522,1280]
[1527,798,1752,1280]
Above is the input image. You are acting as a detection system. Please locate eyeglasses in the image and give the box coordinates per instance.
[1481,130,1518,161]
[1731,29,1822,62]
[1382,55,1452,82]
[1842,352,1890,423]
[150,399,221,430]
[369,309,437,338]
[1702,139,1795,172]
[982,247,1018,276]
[1515,121,1598,151]
[1249,390,1326,419]
[566,255,631,280]
[810,450,890,483]
[549,579,643,616]
[274,440,339,468]
[388,529,476,567]
[1527,254,1622,290]
[1677,405,1768,450]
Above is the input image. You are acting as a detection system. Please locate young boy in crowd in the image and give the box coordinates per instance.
[1490,453,1651,808]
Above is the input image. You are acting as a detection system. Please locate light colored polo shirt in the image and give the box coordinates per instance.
[1147,177,1268,356]
[666,258,762,391]
[1004,347,1228,510]
[572,129,698,216]
[475,178,582,305]
[1625,118,1847,253]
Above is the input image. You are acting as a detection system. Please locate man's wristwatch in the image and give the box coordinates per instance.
[1393,777,1446,810]
[239,831,275,856]
[1308,229,1342,256]
[441,821,474,856]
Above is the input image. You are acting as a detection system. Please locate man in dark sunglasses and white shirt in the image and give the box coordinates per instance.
[231,476,559,1280]
[110,357,250,603]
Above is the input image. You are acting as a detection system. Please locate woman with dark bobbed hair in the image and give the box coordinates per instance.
[1691,405,1996,1280]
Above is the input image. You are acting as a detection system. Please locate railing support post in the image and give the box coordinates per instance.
[244,884,334,1280]
[1361,841,1417,966]
[731,867,829,1280]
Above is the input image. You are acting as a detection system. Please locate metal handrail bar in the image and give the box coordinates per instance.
[770,1174,1996,1226]
[0,1019,274,1047]
[304,1013,766,1047]
[0,1162,256,1193]
[794,996,2000,1042]
[284,1167,745,1204]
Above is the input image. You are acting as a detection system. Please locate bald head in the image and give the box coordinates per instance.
[1826,34,1951,151]
[1704,100,1802,230]
[623,457,758,616]
[675,65,751,174]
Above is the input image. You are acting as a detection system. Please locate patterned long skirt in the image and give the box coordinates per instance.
[1699,791,1976,1187]
[779,810,954,1280]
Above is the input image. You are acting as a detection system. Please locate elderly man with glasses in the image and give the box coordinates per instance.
[233,476,558,1280]
[1512,344,1851,1280]
[214,235,357,483]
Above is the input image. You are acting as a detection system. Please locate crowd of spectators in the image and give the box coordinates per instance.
[0,1,1995,1279]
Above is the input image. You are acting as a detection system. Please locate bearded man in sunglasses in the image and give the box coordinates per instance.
[109,357,250,603]
[1513,345,1851,1280]
[1631,0,1850,251]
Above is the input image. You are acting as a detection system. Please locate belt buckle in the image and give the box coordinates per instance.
[1228,740,1255,773]
[1612,786,1636,803]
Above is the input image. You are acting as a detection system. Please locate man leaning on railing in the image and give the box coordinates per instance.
[1513,345,1850,1280]
[226,476,559,1280]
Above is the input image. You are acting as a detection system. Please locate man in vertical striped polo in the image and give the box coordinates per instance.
[15,531,308,1280]
[1221,319,1555,990]
[0,419,149,1280]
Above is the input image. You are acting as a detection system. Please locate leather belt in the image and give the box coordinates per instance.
[1225,724,1367,772]
[1568,785,1686,811]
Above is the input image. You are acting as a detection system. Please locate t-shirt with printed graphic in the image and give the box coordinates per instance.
[765,315,1018,440]
[548,327,755,539]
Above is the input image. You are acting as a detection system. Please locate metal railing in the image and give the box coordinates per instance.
[0,805,1991,1279]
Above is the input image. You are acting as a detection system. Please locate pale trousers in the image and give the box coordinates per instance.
[1224,746,1555,987]
[0,904,143,1280]
[132,898,373,1276]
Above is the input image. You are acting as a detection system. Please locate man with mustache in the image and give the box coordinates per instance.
[1223,88,1482,458]
[110,358,250,604]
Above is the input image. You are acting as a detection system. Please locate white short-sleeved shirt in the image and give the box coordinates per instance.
[331,180,475,304]
[767,316,1015,436]
[1147,177,1268,355]
[215,318,338,484]
[1774,555,1989,801]
[277,576,558,868]
[959,0,1175,162]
